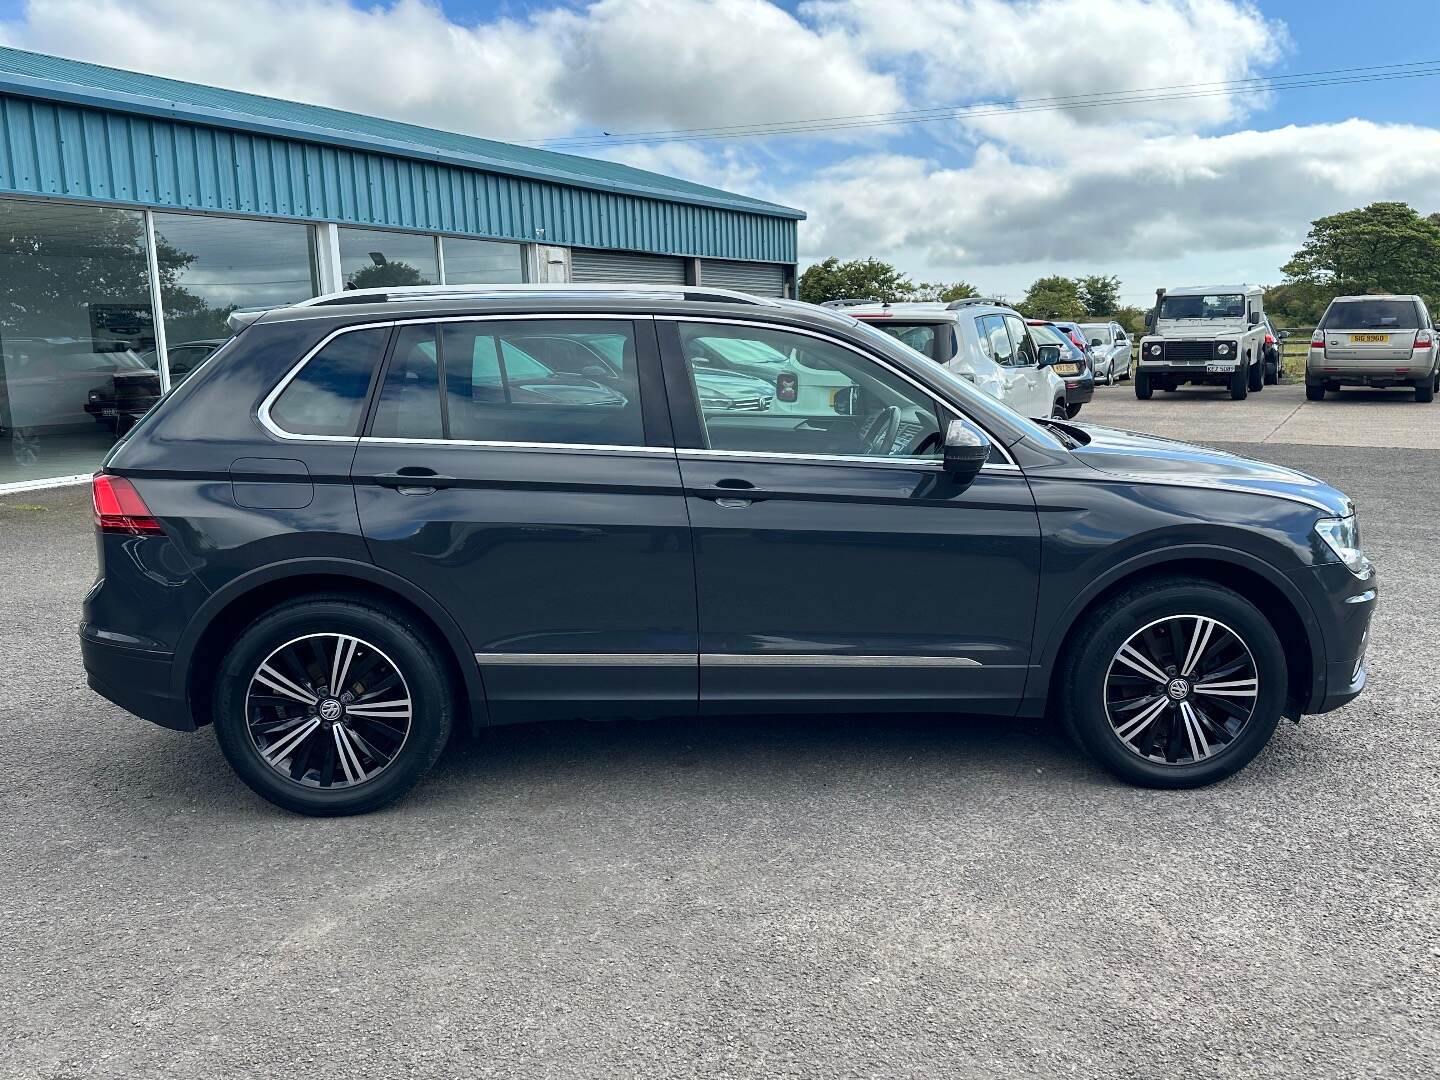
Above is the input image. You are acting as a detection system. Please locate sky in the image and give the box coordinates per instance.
[0,0,1437,305]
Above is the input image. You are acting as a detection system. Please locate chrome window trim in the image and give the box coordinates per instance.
[677,447,1019,473]
[259,313,654,446]
[363,437,674,456]
[661,314,1020,469]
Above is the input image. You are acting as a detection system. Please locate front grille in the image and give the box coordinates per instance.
[1164,340,1215,363]
[730,396,771,412]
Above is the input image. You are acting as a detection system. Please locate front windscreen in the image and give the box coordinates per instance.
[1159,294,1245,320]
[1321,299,1420,330]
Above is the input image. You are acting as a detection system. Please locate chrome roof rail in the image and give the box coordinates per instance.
[295,283,781,308]
[945,297,1003,310]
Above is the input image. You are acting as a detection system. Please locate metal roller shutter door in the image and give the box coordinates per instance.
[699,260,787,297]
[570,249,687,285]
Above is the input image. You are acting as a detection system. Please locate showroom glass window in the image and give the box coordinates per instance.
[441,237,524,284]
[152,214,318,352]
[0,198,157,487]
[338,228,438,289]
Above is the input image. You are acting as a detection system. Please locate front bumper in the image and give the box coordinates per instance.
[1289,562,1377,715]
[80,628,193,731]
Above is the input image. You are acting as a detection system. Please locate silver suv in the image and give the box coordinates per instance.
[1306,295,1438,402]
[834,299,1071,419]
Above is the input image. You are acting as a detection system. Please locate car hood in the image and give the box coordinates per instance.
[1063,423,1353,516]
[1153,321,1248,339]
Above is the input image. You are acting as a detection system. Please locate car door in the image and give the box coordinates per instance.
[973,313,1032,413]
[659,317,1040,716]
[1002,314,1049,417]
[349,315,698,723]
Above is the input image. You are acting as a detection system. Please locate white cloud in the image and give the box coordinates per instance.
[788,119,1440,293]
[804,0,1287,133]
[0,0,902,143]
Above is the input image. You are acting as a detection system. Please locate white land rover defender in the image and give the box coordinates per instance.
[1136,285,1269,400]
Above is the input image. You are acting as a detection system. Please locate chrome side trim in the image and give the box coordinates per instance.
[700,653,982,667]
[660,314,1020,468]
[363,437,673,455]
[475,652,696,666]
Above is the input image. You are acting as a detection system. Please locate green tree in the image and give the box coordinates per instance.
[1111,304,1149,336]
[1262,281,1331,328]
[1019,275,1086,321]
[346,260,429,290]
[798,257,918,304]
[910,280,980,303]
[1077,274,1122,317]
[1282,201,1440,299]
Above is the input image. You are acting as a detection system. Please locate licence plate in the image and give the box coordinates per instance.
[1206,363,1236,373]
[1054,363,1081,376]
[1350,333,1388,343]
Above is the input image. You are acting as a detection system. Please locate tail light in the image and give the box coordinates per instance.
[1415,330,1434,350]
[1310,332,1325,349]
[775,372,799,403]
[92,473,163,535]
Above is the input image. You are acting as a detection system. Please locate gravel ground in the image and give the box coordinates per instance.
[1,435,1437,1079]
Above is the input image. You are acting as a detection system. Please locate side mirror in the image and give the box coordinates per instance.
[1143,312,1155,330]
[1036,344,1062,368]
[942,418,991,485]
[1248,310,1262,325]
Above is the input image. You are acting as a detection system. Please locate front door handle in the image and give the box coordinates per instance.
[373,468,459,492]
[690,480,768,504]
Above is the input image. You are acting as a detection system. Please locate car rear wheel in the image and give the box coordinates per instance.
[1305,382,1325,401]
[213,597,454,815]
[1417,373,1435,403]
[1059,578,1286,788]
[1134,372,1152,400]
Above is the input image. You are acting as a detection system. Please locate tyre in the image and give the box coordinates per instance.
[1247,355,1264,392]
[1051,399,1068,419]
[1264,355,1279,385]
[1305,382,1325,401]
[213,596,455,815]
[1134,372,1152,400]
[1104,367,1115,387]
[1065,402,1083,419]
[1417,375,1435,403]
[1230,366,1248,400]
[1058,578,1286,788]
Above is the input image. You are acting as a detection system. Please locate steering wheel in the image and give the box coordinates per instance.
[859,406,902,456]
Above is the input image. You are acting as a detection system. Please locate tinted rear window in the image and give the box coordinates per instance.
[1322,300,1419,330]
[269,327,387,437]
[871,322,939,357]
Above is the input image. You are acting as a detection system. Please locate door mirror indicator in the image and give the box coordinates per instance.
[1036,344,1063,368]
[942,419,991,486]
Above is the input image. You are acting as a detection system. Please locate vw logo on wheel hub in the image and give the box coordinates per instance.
[1165,677,1191,702]
[318,698,344,722]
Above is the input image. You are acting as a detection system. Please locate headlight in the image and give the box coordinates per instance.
[1215,342,1230,356]
[1314,515,1370,577]
[1148,343,1162,357]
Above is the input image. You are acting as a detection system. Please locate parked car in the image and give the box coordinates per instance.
[1305,295,1437,402]
[151,338,228,385]
[845,299,1069,419]
[682,331,852,418]
[83,285,1376,815]
[1259,317,1286,386]
[1,340,156,436]
[1027,320,1094,418]
[1138,284,1269,400]
[1079,321,1134,384]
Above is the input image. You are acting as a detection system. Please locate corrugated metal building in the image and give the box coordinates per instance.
[0,46,804,490]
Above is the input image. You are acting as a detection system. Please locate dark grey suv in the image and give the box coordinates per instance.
[82,286,1376,815]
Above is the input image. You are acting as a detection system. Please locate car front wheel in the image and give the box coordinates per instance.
[1059,578,1286,788]
[213,597,454,815]
[1134,372,1152,399]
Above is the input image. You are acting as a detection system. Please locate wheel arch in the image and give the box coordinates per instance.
[1030,546,1322,718]
[172,558,490,733]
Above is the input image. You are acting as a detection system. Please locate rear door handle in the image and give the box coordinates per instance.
[373,469,459,492]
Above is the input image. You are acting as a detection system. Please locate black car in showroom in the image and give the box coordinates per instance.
[82,286,1376,815]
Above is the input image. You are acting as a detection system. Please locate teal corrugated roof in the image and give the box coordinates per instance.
[0,46,803,221]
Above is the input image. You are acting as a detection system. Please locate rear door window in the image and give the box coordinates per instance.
[1322,300,1420,330]
[268,327,388,437]
[975,315,1014,365]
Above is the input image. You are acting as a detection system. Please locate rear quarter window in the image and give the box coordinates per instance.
[268,327,388,437]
